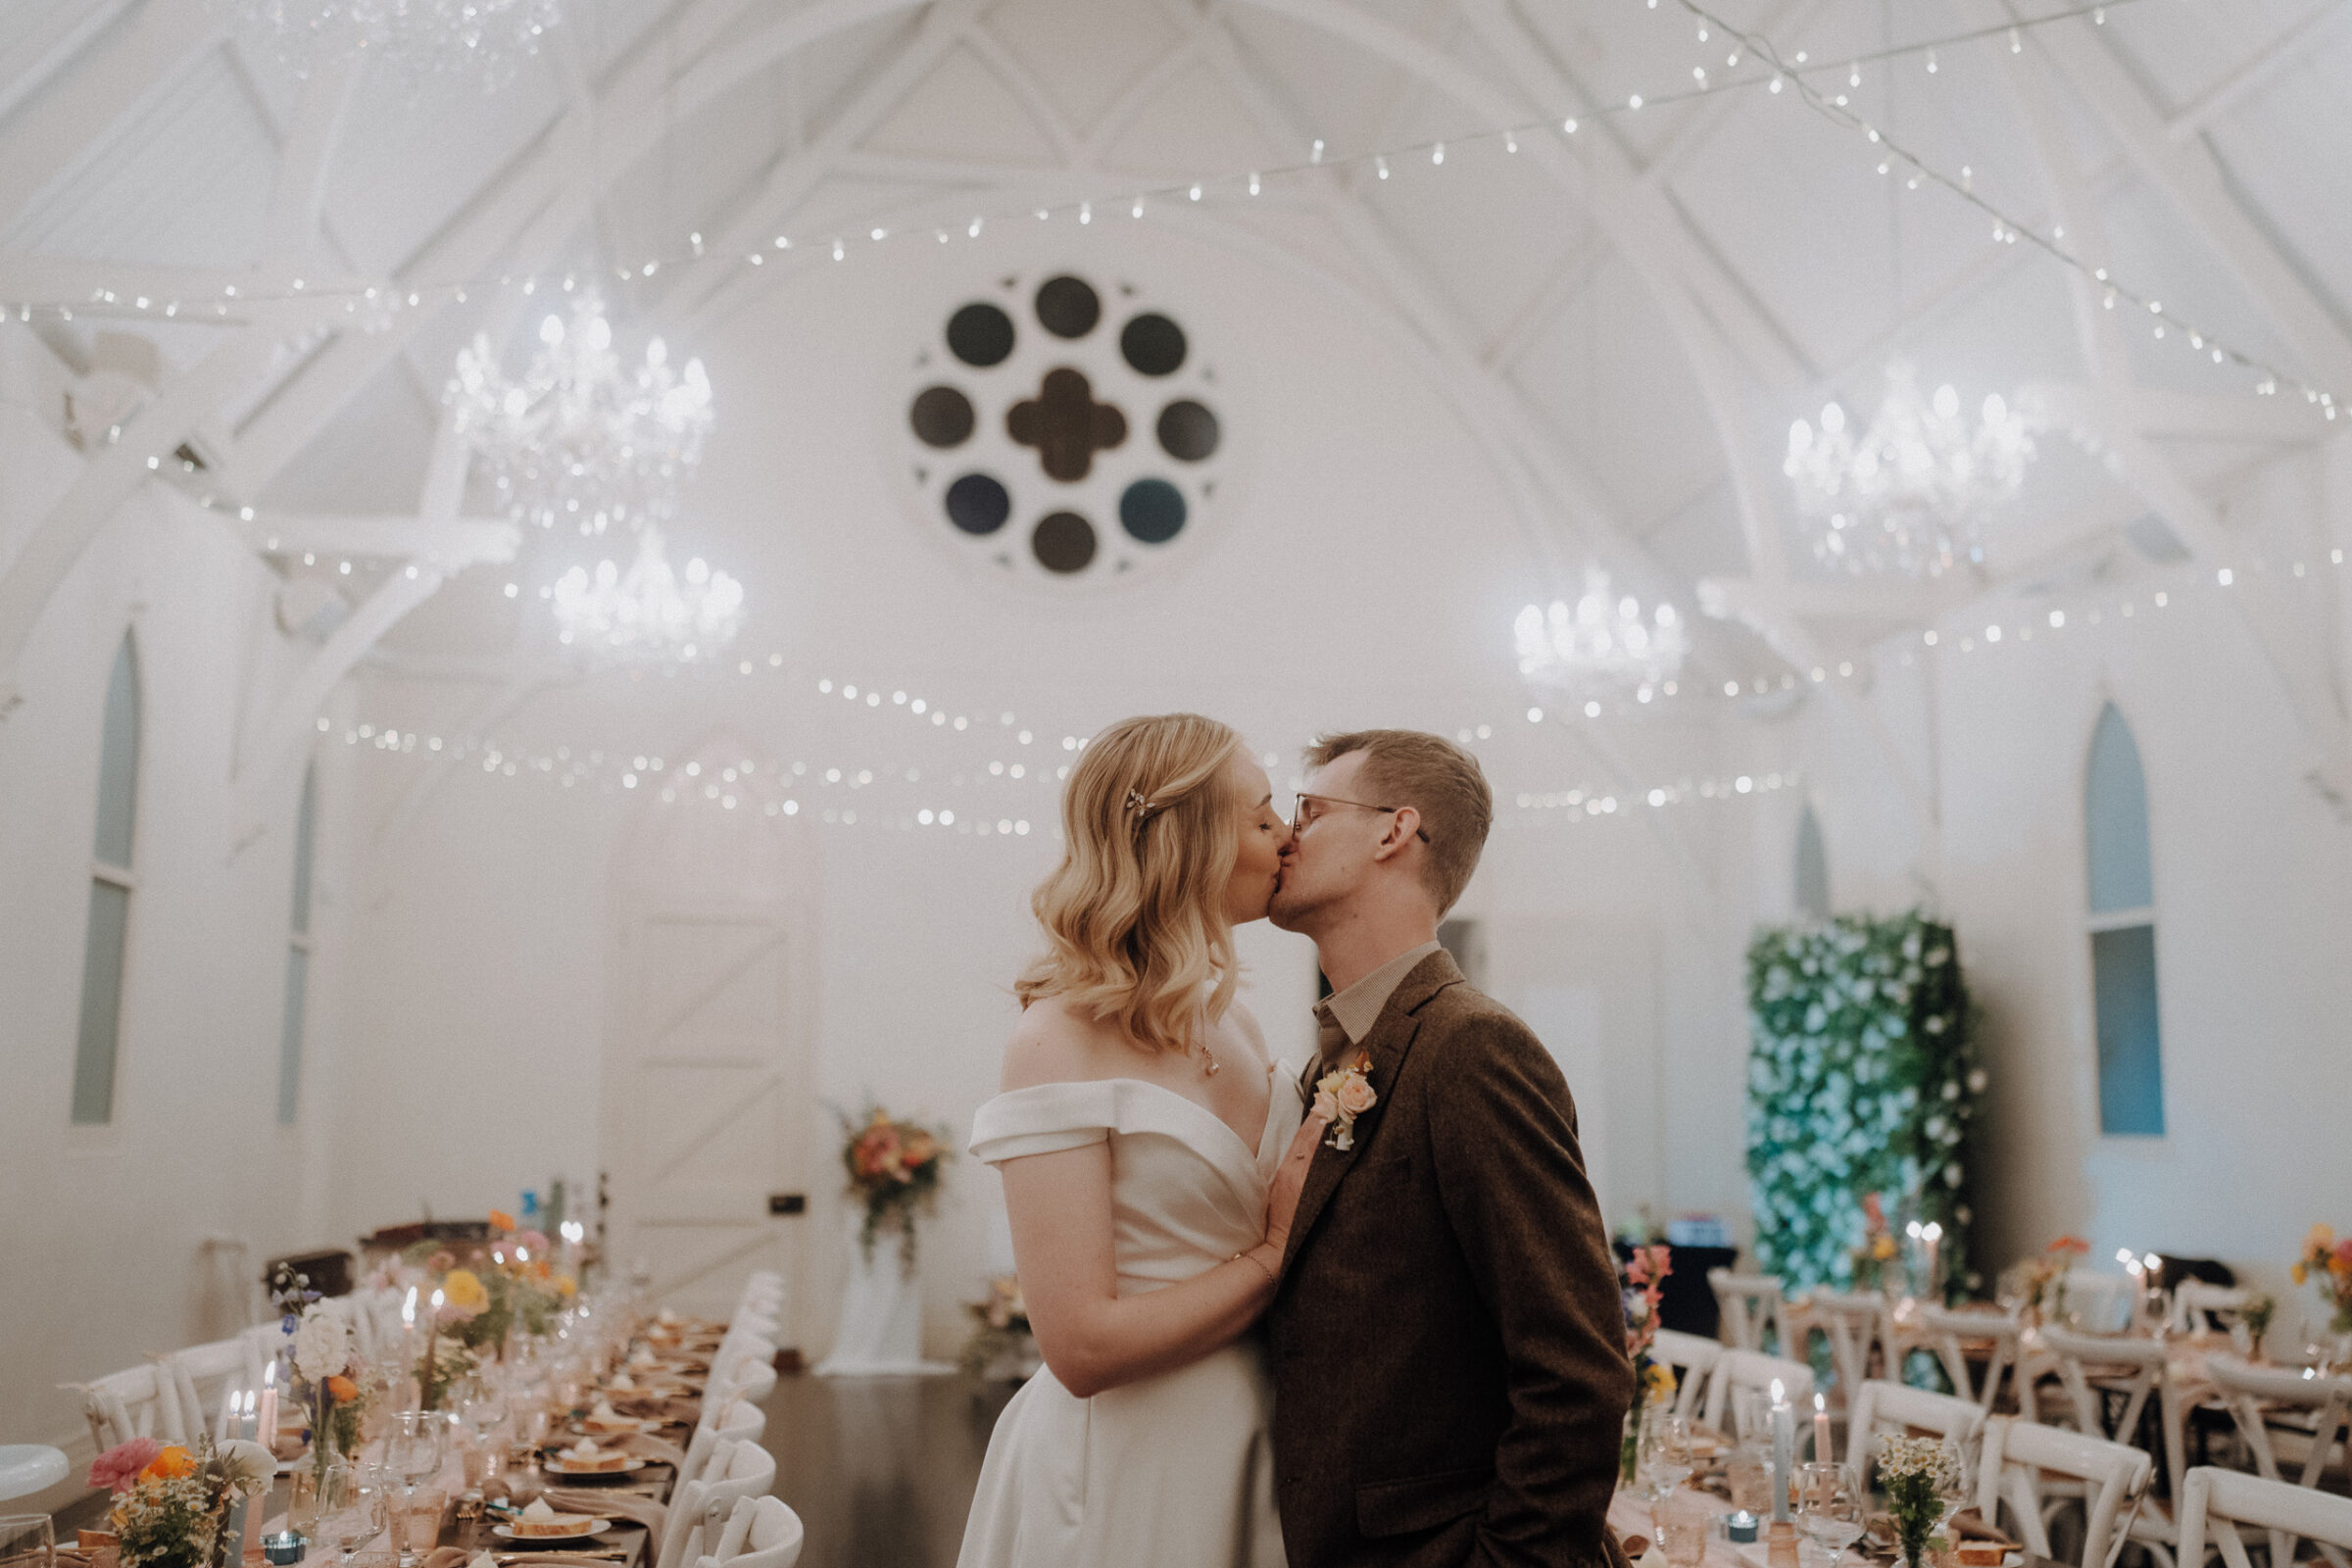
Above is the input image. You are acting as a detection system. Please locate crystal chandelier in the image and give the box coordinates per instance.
[449,289,712,537]
[1784,362,2034,577]
[220,0,564,84]
[550,528,744,666]
[1513,567,1689,710]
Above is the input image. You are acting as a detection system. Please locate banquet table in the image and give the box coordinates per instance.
[1607,1481,2059,1568]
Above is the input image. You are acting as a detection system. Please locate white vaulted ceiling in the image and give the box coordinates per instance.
[3,0,2349,727]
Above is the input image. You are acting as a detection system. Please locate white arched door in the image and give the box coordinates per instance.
[600,735,821,1329]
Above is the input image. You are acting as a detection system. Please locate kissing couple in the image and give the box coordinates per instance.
[956,715,1636,1568]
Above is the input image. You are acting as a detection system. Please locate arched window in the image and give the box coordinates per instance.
[2085,703,2163,1135]
[1793,802,1831,921]
[71,633,140,1124]
[276,765,319,1125]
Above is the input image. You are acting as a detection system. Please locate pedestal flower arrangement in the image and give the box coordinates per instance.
[1745,911,1983,1298]
[839,1105,950,1270]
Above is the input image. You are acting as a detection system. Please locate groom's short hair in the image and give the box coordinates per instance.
[1304,729,1493,914]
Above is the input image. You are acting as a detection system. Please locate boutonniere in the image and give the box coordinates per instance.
[1311,1053,1379,1151]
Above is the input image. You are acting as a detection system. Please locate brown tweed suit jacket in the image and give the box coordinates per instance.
[1267,949,1635,1568]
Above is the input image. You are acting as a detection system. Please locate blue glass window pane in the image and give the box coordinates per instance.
[290,768,318,934]
[1794,805,1830,920]
[2092,923,2165,1135]
[276,945,309,1125]
[2085,705,2153,913]
[72,880,129,1124]
[92,635,139,867]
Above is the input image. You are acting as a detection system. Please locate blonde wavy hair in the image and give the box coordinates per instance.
[1014,713,1246,1054]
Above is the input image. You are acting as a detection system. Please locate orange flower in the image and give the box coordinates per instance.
[325,1376,358,1402]
[141,1446,196,1482]
[489,1208,516,1231]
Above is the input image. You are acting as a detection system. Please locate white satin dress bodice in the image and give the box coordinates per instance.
[956,1072,1303,1568]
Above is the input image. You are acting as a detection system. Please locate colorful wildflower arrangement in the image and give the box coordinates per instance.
[1878,1434,1964,1568]
[89,1437,273,1568]
[839,1105,950,1267]
[1998,1235,2090,1325]
[1618,1244,1674,1485]
[959,1275,1037,1380]
[2291,1224,2352,1335]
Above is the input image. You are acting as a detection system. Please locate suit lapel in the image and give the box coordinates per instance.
[1279,950,1464,1273]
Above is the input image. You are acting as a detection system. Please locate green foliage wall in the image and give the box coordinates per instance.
[1745,911,1984,1295]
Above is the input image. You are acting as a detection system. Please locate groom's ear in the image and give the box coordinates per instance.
[1373,806,1422,859]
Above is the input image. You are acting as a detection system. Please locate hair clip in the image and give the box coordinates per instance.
[1125,787,1165,822]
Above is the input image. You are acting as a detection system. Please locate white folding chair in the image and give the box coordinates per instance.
[2170,1283,2249,1337]
[164,1337,262,1442]
[75,1361,193,1450]
[1975,1415,2151,1568]
[696,1494,804,1568]
[1701,1350,1816,1444]
[2028,1330,2185,1567]
[1650,1329,1723,1422]
[1844,1378,1986,1497]
[657,1441,776,1568]
[1914,1305,2025,1411]
[1813,1293,1888,1404]
[683,1403,767,1482]
[2178,1466,2352,1568]
[1711,1271,1794,1354]
[2204,1357,2351,1568]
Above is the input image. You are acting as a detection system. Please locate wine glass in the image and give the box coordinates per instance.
[1640,1412,1695,1503]
[1934,1439,1975,1538]
[382,1410,449,1565]
[318,1463,393,1568]
[1,1513,56,1568]
[1797,1464,1866,1563]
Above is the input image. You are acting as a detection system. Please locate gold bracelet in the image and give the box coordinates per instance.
[1233,1248,1278,1286]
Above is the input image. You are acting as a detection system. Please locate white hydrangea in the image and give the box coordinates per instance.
[293,1302,350,1383]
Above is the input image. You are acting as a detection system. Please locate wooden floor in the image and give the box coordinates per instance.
[757,1371,1014,1568]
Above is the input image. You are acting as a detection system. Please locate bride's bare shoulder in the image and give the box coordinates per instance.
[1002,994,1124,1091]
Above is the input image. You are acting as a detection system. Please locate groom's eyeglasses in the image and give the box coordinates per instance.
[1291,793,1431,843]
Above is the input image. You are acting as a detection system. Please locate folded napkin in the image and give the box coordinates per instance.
[1946,1511,2021,1548]
[545,1489,664,1540]
[419,1547,474,1568]
[621,1434,688,1468]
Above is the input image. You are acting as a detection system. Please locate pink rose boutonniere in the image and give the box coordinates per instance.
[1312,1053,1379,1151]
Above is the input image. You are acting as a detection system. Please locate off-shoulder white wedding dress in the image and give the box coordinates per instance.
[956,1074,1302,1568]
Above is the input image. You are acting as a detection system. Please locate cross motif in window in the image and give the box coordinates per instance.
[1007,367,1127,481]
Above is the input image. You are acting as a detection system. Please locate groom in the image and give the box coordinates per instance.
[1267,729,1634,1568]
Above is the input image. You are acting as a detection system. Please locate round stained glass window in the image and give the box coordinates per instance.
[1032,512,1098,573]
[945,472,1010,535]
[909,385,975,447]
[1119,479,1186,544]
[1035,275,1102,339]
[1120,314,1187,376]
[897,267,1231,590]
[947,303,1014,367]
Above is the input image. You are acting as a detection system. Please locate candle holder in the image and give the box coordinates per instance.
[261,1533,305,1566]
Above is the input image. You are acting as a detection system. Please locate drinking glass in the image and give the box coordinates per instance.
[1640,1412,1695,1502]
[1652,1495,1712,1568]
[387,1489,445,1562]
[0,1514,54,1568]
[1797,1464,1866,1560]
[1933,1440,1974,1537]
[1728,1444,1774,1517]
[318,1464,393,1568]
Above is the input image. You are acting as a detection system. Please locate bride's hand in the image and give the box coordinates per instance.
[1262,1106,1333,1254]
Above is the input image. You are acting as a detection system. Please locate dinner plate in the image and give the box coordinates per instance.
[492,1522,612,1543]
[541,1457,649,1479]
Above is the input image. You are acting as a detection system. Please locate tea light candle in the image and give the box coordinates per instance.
[261,1533,304,1566]
[1727,1512,1759,1544]
[1813,1391,1833,1465]
[1769,1378,1794,1522]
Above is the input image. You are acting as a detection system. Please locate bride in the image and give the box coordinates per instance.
[957,712,1327,1568]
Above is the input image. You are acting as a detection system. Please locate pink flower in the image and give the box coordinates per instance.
[2334,1238,2352,1270]
[89,1438,164,1494]
[1335,1076,1377,1116]
[514,1231,550,1255]
[1312,1089,1340,1121]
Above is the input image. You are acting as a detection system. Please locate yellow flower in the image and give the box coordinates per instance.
[555,1274,578,1298]
[2292,1262,2309,1285]
[2310,1224,2335,1249]
[1644,1362,1678,1399]
[442,1268,489,1312]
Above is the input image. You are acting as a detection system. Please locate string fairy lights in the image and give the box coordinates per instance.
[11,0,2332,423]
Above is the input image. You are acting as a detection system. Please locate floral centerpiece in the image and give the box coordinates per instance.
[838,1105,950,1267]
[292,1303,367,1481]
[2291,1224,2352,1347]
[1618,1244,1674,1485]
[1877,1434,1962,1568]
[960,1275,1038,1381]
[89,1437,273,1568]
[1998,1235,2089,1326]
[1850,1193,1901,1293]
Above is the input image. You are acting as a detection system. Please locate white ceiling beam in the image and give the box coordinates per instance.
[2012,0,2352,394]
[2166,2,2351,142]
[1698,577,1957,625]
[1482,233,1607,372]
[0,0,138,122]
[0,258,375,305]
[227,511,519,564]
[0,0,226,231]
[959,26,1085,167]
[1074,35,1205,166]
[262,55,362,267]
[2026,380,2331,448]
